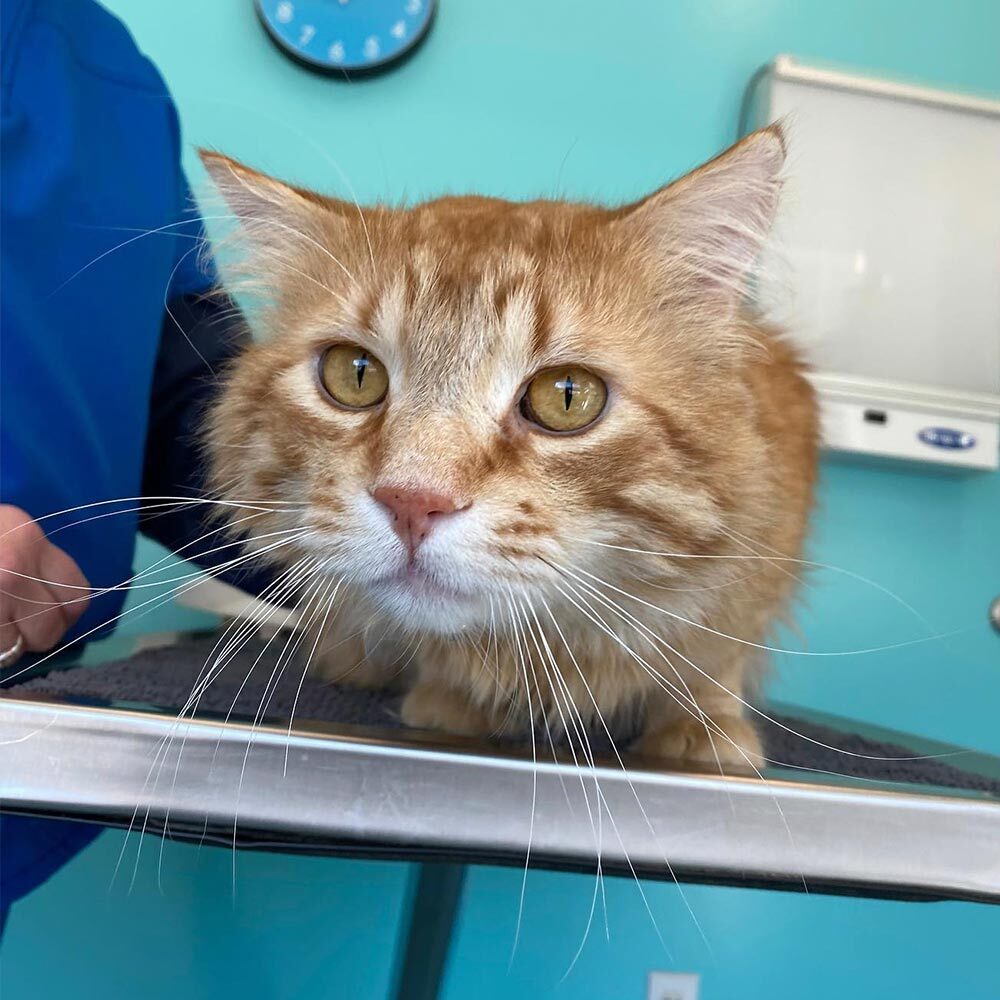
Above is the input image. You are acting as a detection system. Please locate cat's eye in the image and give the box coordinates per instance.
[521,366,608,433]
[319,344,389,409]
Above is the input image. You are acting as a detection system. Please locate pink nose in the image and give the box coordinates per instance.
[372,486,463,554]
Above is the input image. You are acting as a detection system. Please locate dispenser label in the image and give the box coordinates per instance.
[918,427,976,450]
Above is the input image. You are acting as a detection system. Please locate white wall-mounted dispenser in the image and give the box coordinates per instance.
[745,55,1000,470]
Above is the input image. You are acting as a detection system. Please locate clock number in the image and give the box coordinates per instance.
[259,0,435,72]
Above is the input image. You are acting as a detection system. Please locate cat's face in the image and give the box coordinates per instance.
[203,129,785,638]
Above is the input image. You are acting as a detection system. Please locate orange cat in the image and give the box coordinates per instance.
[201,125,818,772]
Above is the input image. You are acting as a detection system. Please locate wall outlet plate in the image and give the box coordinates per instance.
[647,971,700,1000]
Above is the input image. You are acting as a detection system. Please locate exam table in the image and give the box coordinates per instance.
[2,631,998,999]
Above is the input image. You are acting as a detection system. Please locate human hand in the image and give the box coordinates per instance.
[0,504,90,667]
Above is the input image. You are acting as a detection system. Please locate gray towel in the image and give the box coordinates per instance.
[15,635,1000,797]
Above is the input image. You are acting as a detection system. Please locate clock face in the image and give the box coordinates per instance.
[255,0,437,75]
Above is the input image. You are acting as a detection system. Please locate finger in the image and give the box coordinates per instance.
[0,578,24,653]
[11,581,71,652]
[0,616,21,656]
[38,544,91,626]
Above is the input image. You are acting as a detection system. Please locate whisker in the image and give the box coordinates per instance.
[0,495,303,545]
[504,588,573,810]
[515,598,608,974]
[3,531,309,686]
[551,571,809,896]
[53,213,357,294]
[556,560,963,764]
[523,601,609,976]
[625,565,767,594]
[284,574,344,776]
[152,556,320,891]
[229,563,332,896]
[501,594,538,969]
[587,537,936,633]
[206,559,324,763]
[162,243,217,375]
[140,558,321,895]
[722,524,937,635]
[7,519,305,622]
[110,551,313,891]
[538,592,711,957]
[567,561,959,659]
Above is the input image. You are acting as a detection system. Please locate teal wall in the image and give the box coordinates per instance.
[3,2,998,998]
[1,833,411,1000]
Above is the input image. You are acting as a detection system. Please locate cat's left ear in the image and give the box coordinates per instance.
[616,125,785,307]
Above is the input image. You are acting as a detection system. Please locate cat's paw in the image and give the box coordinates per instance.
[310,649,400,690]
[636,715,763,773]
[401,683,494,738]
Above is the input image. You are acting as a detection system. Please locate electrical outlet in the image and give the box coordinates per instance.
[647,971,700,1000]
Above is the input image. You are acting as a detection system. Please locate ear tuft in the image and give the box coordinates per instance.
[618,125,787,309]
[195,150,353,309]
[198,149,315,225]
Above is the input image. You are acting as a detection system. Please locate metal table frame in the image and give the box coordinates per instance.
[3,683,999,997]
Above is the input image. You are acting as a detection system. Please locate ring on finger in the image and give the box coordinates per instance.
[0,631,25,669]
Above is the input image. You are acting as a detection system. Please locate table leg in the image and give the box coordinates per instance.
[391,862,468,1000]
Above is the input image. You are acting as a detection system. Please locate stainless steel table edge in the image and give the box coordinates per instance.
[2,696,998,902]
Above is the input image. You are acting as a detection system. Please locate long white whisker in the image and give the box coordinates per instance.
[54,213,357,292]
[7,520,305,620]
[111,551,313,891]
[556,560,962,763]
[152,556,318,891]
[284,574,344,776]
[722,524,936,635]
[552,572,809,896]
[504,588,573,811]
[4,532,309,686]
[205,560,323,764]
[229,563,332,896]
[567,562,958,658]
[515,597,608,975]
[556,570,728,787]
[0,495,302,545]
[501,595,538,968]
[162,243,216,374]
[523,601,608,978]
[142,562,315,895]
[587,538,935,632]
[539,595,716,951]
[535,581,721,959]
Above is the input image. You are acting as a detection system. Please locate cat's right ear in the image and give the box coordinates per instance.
[197,151,359,306]
[198,150,329,257]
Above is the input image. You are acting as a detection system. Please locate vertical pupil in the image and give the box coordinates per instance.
[560,374,575,411]
[354,352,369,389]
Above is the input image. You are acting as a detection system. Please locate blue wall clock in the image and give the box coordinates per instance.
[255,0,437,76]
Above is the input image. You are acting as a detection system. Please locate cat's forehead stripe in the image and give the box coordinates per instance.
[348,264,564,391]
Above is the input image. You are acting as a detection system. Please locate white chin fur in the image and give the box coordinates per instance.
[366,581,487,636]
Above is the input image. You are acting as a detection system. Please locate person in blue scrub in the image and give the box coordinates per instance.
[0,0,271,932]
